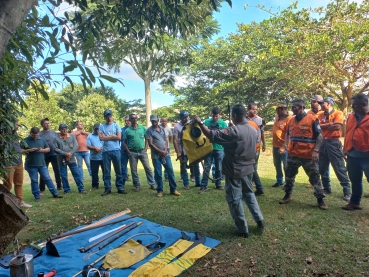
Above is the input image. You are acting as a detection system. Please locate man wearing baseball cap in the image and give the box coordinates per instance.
[173,110,201,189]
[87,123,104,190]
[271,101,292,187]
[53,124,87,194]
[318,97,351,201]
[99,109,126,196]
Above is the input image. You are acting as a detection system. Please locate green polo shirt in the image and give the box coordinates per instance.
[21,136,48,167]
[204,118,228,151]
[124,125,146,151]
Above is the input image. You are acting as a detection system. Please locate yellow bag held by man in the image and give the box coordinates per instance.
[181,122,213,166]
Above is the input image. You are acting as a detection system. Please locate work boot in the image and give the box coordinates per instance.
[117,189,127,194]
[364,194,369,198]
[279,193,292,204]
[305,184,313,188]
[53,194,63,198]
[216,186,224,190]
[342,202,363,210]
[170,191,181,196]
[134,186,141,192]
[317,198,328,210]
[256,220,266,228]
[198,187,209,194]
[342,192,351,202]
[238,232,250,238]
[20,201,32,208]
[151,185,157,190]
[40,191,45,196]
[254,189,264,196]
[323,188,332,194]
[184,186,189,190]
[101,190,111,196]
[272,182,284,188]
[157,192,163,197]
[57,187,63,191]
[80,190,87,194]
[34,198,41,202]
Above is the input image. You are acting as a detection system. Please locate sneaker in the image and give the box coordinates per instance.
[53,194,63,198]
[157,192,163,197]
[198,187,209,194]
[342,193,351,202]
[40,191,45,196]
[20,201,32,208]
[256,220,265,228]
[80,191,87,194]
[323,188,332,194]
[34,198,41,202]
[216,186,224,190]
[342,202,363,211]
[134,186,141,192]
[118,189,127,194]
[279,194,292,204]
[238,232,250,238]
[184,186,189,190]
[151,185,157,190]
[170,191,181,196]
[305,184,313,188]
[254,189,264,196]
[272,183,284,188]
[101,190,111,196]
[317,198,328,210]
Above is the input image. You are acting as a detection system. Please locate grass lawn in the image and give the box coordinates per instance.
[7,130,369,276]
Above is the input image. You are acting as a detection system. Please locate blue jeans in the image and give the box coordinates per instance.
[75,151,91,180]
[273,147,288,184]
[225,173,264,234]
[201,150,224,188]
[180,155,200,186]
[25,165,58,199]
[120,150,129,185]
[164,148,170,180]
[59,163,85,193]
[102,150,124,191]
[253,150,263,191]
[129,150,155,187]
[347,156,369,205]
[90,159,104,188]
[152,155,177,193]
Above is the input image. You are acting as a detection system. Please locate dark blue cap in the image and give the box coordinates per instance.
[179,110,189,119]
[59,123,68,129]
[324,97,335,105]
[104,109,113,117]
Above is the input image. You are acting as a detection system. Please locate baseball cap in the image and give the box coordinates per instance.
[93,123,100,129]
[323,97,335,105]
[274,101,287,109]
[179,110,189,119]
[150,114,159,121]
[104,109,113,117]
[311,95,323,103]
[59,123,68,129]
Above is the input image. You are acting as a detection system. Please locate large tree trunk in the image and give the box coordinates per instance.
[144,77,152,128]
[0,185,29,255]
[0,0,37,62]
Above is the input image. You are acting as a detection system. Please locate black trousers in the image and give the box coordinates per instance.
[39,155,62,190]
[90,159,104,188]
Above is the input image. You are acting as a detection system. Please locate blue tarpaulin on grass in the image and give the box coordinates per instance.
[0,214,221,277]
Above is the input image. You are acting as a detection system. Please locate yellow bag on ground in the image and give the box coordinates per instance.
[181,123,212,166]
[129,239,193,277]
[103,239,152,269]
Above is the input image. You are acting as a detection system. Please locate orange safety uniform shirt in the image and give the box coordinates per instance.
[317,110,344,138]
[248,120,260,151]
[287,114,317,159]
[344,113,369,152]
[272,115,292,148]
[307,109,323,119]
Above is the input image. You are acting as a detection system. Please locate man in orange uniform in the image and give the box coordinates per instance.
[342,93,369,210]
[305,95,324,188]
[279,99,327,209]
[318,97,351,201]
[271,102,292,187]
